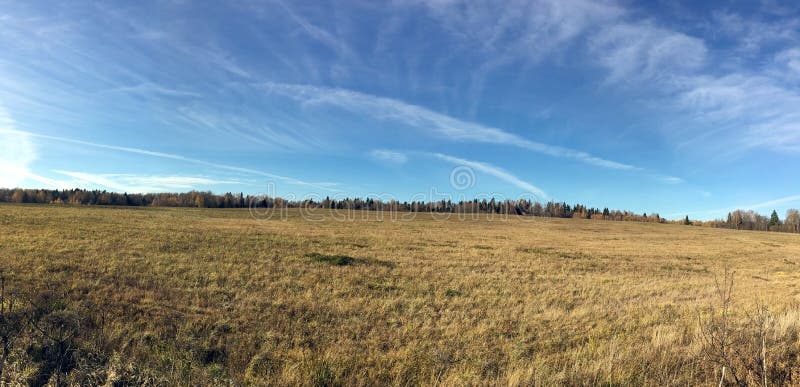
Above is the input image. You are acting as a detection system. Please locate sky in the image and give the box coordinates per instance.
[1,0,799,220]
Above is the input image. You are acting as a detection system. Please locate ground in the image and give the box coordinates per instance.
[0,204,799,385]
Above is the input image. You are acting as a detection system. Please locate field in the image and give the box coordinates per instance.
[1,204,800,385]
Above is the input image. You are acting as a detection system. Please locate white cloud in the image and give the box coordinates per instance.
[400,0,625,111]
[112,175,240,191]
[712,11,799,56]
[405,0,624,63]
[410,3,795,157]
[0,128,341,192]
[105,82,202,98]
[746,194,800,210]
[590,22,707,83]
[432,153,548,199]
[406,1,798,156]
[262,82,639,171]
[275,0,352,58]
[659,176,684,185]
[52,171,138,192]
[676,73,800,152]
[51,170,239,193]
[775,48,800,76]
[369,149,408,164]
[173,105,313,151]
[0,106,36,188]
[580,13,800,154]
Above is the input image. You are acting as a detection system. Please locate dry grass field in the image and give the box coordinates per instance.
[1,204,800,385]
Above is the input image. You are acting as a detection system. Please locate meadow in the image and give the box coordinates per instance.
[0,204,799,385]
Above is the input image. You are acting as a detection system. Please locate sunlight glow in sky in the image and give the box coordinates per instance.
[1,0,799,219]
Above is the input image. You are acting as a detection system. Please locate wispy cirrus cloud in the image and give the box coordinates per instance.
[589,22,707,83]
[404,0,624,63]
[399,0,625,112]
[262,82,639,171]
[273,0,353,59]
[0,2,317,155]
[432,153,548,199]
[711,11,800,57]
[746,194,800,210]
[774,48,800,78]
[400,0,800,157]
[0,128,341,192]
[369,149,408,165]
[658,176,684,185]
[52,170,240,193]
[584,11,800,155]
[172,105,315,151]
[0,105,36,188]
[103,83,202,98]
[675,73,800,153]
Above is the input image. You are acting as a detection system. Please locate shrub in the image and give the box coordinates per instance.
[698,270,800,385]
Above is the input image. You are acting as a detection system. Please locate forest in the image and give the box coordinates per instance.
[1,188,798,234]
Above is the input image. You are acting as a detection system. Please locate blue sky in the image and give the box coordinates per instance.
[1,0,799,220]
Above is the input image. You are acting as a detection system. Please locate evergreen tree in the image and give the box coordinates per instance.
[770,210,781,227]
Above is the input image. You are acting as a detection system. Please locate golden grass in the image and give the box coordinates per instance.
[1,204,799,385]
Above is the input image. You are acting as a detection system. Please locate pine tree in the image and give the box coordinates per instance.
[769,210,781,227]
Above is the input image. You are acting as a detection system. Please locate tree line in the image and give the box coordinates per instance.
[0,188,664,221]
[698,209,800,233]
[1,188,798,234]
[0,188,248,208]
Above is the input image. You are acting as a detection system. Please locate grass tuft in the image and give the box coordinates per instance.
[307,253,355,266]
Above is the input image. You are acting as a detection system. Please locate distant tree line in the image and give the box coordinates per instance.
[698,209,800,233]
[0,188,663,221]
[1,188,798,234]
[0,188,248,208]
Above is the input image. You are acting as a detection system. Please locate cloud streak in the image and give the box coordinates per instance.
[262,82,639,171]
[369,149,408,164]
[0,105,36,188]
[745,194,800,210]
[675,73,800,153]
[432,153,548,199]
[51,170,241,193]
[405,0,625,68]
[401,0,626,111]
[590,22,707,83]
[0,128,340,192]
